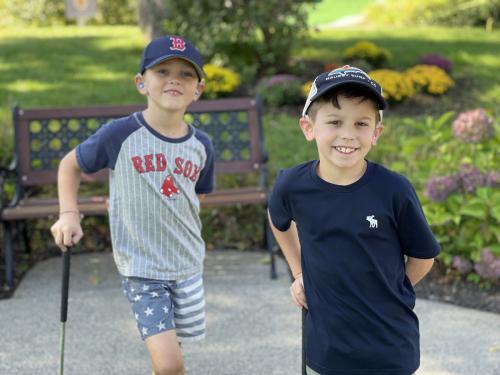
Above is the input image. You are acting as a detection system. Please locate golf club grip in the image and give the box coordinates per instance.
[60,250,71,323]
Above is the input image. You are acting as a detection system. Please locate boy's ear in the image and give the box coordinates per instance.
[193,80,205,101]
[371,122,384,146]
[135,74,147,95]
[299,116,315,141]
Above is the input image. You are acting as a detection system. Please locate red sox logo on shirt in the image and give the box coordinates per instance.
[169,37,186,51]
[130,153,200,198]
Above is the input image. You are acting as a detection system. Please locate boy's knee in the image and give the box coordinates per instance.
[153,361,185,375]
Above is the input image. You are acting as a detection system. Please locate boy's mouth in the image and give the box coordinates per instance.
[164,89,183,96]
[333,146,357,154]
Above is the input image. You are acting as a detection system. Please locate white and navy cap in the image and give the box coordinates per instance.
[139,35,206,80]
[302,65,387,118]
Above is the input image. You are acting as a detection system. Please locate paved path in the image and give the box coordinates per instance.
[0,250,499,374]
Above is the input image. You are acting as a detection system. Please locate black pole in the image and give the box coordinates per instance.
[59,249,71,375]
[302,307,307,374]
[60,250,71,323]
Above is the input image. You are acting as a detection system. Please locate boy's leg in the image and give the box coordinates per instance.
[145,330,184,375]
[121,277,185,375]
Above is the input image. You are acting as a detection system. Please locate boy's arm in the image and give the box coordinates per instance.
[50,149,84,252]
[405,257,434,286]
[267,210,307,308]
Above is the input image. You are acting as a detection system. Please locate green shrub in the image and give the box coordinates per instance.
[372,110,499,281]
[343,41,391,68]
[256,74,304,107]
[0,0,137,26]
[163,0,315,81]
[365,0,500,29]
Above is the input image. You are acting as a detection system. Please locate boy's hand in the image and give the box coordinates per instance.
[50,212,83,252]
[290,274,307,309]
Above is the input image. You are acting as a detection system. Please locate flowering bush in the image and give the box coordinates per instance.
[369,69,415,102]
[424,164,498,202]
[416,53,453,73]
[371,110,498,283]
[452,256,473,275]
[302,81,312,98]
[424,174,460,202]
[256,74,303,106]
[405,64,454,95]
[343,41,391,68]
[452,108,495,143]
[203,64,241,99]
[474,249,500,281]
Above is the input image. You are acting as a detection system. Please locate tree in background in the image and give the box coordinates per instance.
[138,0,166,39]
[161,0,317,82]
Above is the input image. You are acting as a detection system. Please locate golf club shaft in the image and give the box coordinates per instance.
[302,307,306,375]
[59,323,66,375]
[59,249,71,375]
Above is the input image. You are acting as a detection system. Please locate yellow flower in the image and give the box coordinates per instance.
[405,65,454,95]
[343,41,392,67]
[204,64,241,99]
[302,81,312,98]
[369,69,415,102]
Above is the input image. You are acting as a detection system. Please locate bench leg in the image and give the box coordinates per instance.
[264,217,277,279]
[20,220,31,254]
[3,221,14,289]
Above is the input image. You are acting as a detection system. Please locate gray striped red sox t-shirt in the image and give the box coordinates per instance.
[76,112,215,280]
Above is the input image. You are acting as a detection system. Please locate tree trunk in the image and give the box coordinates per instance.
[138,0,167,40]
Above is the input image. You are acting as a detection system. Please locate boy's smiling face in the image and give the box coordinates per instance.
[300,95,384,182]
[136,58,203,113]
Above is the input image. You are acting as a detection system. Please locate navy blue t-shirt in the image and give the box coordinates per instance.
[268,160,440,375]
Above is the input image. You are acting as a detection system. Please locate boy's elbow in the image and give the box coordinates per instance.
[59,149,81,174]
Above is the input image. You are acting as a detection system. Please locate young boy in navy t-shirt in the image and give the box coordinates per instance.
[268,66,440,375]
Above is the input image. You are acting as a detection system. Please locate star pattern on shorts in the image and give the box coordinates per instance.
[157,322,166,331]
[163,305,169,314]
[151,291,159,298]
[145,307,154,316]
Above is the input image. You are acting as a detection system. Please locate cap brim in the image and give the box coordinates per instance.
[143,55,206,79]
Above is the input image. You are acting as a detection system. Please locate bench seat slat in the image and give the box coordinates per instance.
[1,188,267,220]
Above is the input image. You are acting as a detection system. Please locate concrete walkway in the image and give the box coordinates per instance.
[0,250,499,374]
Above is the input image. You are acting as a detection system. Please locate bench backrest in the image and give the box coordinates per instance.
[12,97,265,186]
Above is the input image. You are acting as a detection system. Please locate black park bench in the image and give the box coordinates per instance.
[0,97,277,293]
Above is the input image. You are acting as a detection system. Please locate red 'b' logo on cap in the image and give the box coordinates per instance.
[169,37,186,51]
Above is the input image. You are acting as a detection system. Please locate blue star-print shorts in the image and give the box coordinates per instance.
[121,273,205,342]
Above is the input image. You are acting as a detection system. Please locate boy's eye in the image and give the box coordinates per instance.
[181,71,195,78]
[356,122,369,127]
[156,69,168,75]
[327,120,340,126]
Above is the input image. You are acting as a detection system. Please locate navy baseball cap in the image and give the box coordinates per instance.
[302,65,387,118]
[139,35,206,80]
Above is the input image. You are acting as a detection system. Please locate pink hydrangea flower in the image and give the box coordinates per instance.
[452,109,494,143]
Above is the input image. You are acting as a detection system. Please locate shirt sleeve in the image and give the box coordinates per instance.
[195,130,215,194]
[398,181,441,259]
[76,120,124,174]
[268,170,293,232]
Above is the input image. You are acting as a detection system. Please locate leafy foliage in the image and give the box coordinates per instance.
[371,111,499,282]
[365,0,500,29]
[0,0,137,26]
[163,0,315,81]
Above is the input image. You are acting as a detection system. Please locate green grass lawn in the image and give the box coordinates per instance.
[1,24,499,171]
[306,0,374,26]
